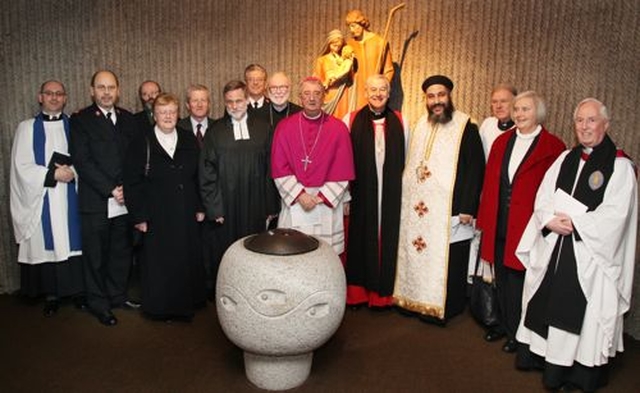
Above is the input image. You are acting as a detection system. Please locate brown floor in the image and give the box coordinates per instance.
[1,294,639,393]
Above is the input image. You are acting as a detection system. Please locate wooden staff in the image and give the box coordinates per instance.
[375,3,406,75]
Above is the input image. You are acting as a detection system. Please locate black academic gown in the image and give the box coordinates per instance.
[199,113,279,267]
[124,127,206,319]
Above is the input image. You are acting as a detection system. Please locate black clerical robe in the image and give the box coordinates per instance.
[199,113,279,266]
[346,107,405,301]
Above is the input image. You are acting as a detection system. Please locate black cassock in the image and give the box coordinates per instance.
[199,113,279,268]
[124,128,206,319]
[447,121,485,319]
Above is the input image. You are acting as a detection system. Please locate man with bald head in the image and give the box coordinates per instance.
[265,71,302,129]
[515,98,637,392]
[134,80,161,132]
[70,70,139,326]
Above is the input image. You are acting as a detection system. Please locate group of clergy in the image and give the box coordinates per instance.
[9,11,637,390]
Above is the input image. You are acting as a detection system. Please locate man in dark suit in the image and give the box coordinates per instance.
[177,84,216,297]
[244,64,270,118]
[70,70,139,326]
[177,84,213,148]
[134,80,161,133]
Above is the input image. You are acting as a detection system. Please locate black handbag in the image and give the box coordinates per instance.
[469,254,499,327]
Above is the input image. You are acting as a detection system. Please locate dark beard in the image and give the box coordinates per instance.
[428,101,455,124]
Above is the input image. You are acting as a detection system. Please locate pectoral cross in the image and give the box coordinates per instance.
[416,162,431,183]
[302,156,312,171]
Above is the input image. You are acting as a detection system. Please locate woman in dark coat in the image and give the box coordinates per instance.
[124,93,206,321]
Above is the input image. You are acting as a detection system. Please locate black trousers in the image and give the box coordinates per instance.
[80,213,132,313]
[445,240,471,319]
[494,238,525,340]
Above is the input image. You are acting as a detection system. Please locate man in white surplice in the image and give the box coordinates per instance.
[515,98,637,392]
[10,80,84,317]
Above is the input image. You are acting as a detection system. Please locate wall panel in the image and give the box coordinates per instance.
[0,0,638,335]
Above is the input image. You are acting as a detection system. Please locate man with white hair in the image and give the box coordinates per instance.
[265,71,302,129]
[343,74,408,309]
[515,98,637,392]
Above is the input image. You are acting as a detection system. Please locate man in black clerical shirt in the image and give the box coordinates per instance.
[265,71,302,129]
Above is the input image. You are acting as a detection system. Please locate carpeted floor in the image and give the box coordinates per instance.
[1,294,638,392]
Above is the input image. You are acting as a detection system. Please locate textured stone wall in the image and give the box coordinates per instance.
[0,0,638,336]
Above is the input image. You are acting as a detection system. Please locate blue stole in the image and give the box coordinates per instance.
[32,113,82,251]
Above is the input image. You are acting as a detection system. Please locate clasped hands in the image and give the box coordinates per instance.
[54,164,75,183]
[546,212,574,236]
[297,191,324,211]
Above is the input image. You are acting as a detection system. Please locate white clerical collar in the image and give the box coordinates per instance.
[516,125,542,140]
[582,146,593,154]
[302,111,323,120]
[231,114,250,140]
[43,111,63,119]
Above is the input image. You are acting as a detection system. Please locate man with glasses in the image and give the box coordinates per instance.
[200,81,279,292]
[271,77,354,255]
[10,80,85,318]
[265,71,302,129]
[70,70,139,326]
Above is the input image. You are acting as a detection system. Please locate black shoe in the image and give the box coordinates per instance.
[43,300,59,317]
[73,296,88,311]
[502,339,518,353]
[95,311,118,326]
[484,328,506,342]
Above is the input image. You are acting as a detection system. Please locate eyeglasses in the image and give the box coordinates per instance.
[41,91,66,97]
[246,78,265,83]
[269,85,290,93]
[301,91,323,99]
[156,109,178,116]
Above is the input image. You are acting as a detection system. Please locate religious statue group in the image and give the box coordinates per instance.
[9,7,637,393]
